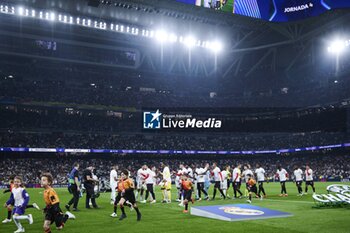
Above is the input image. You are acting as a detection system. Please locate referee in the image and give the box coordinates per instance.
[83,165,99,209]
[66,163,80,211]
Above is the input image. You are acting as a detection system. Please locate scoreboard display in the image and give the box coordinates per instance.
[175,0,350,22]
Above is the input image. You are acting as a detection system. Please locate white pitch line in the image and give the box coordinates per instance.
[262,198,314,204]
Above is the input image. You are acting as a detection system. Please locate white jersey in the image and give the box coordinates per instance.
[12,187,28,207]
[212,167,221,182]
[220,170,228,181]
[187,167,194,179]
[145,169,155,184]
[175,169,183,188]
[255,168,265,182]
[277,169,288,182]
[196,168,207,183]
[294,169,303,181]
[163,166,171,182]
[137,168,143,183]
[220,170,228,189]
[305,169,313,181]
[232,168,241,182]
[242,169,253,182]
[110,169,118,186]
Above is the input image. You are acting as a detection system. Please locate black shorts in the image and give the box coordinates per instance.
[234,181,241,187]
[123,190,136,204]
[296,181,302,186]
[184,190,192,201]
[44,204,64,227]
[146,184,153,192]
[214,181,221,189]
[280,181,286,185]
[258,181,264,186]
[114,192,122,205]
[306,181,314,186]
[249,185,257,194]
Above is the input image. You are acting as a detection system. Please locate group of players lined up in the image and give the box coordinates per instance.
[108,162,317,212]
[2,174,75,233]
[2,162,317,232]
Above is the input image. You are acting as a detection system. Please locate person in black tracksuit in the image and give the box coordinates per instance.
[66,163,80,211]
[83,166,99,209]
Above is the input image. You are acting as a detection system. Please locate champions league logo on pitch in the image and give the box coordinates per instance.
[143,109,222,130]
[219,207,264,216]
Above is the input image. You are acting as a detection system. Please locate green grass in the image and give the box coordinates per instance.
[200,0,233,13]
[1,182,350,233]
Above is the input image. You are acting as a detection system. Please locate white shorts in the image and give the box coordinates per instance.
[221,180,228,190]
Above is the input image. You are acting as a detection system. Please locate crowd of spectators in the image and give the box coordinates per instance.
[1,71,350,108]
[0,153,348,185]
[0,131,347,151]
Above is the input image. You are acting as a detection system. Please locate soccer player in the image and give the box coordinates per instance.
[66,163,80,211]
[246,174,261,203]
[175,167,184,202]
[4,176,33,233]
[83,165,99,209]
[114,170,141,221]
[232,164,243,199]
[242,165,254,197]
[293,165,303,196]
[140,165,156,204]
[195,163,209,201]
[211,163,226,200]
[181,175,193,213]
[305,165,316,194]
[41,173,75,233]
[110,165,118,205]
[160,162,171,203]
[220,167,228,198]
[226,166,231,198]
[255,164,267,198]
[276,166,288,197]
[135,166,145,202]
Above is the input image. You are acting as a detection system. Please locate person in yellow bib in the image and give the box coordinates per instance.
[160,162,172,203]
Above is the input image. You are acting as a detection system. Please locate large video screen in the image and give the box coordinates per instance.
[176,0,350,22]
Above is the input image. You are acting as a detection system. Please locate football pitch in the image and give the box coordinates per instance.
[1,182,350,233]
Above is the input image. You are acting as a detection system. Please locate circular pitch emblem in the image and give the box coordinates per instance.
[219,207,264,216]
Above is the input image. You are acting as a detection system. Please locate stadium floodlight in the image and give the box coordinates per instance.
[327,40,346,54]
[17,7,24,16]
[31,9,35,17]
[184,36,196,48]
[210,40,223,53]
[155,30,168,43]
[168,33,177,43]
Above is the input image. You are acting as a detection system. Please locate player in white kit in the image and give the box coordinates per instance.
[110,165,118,205]
[293,166,303,196]
[304,165,316,194]
[276,166,288,197]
